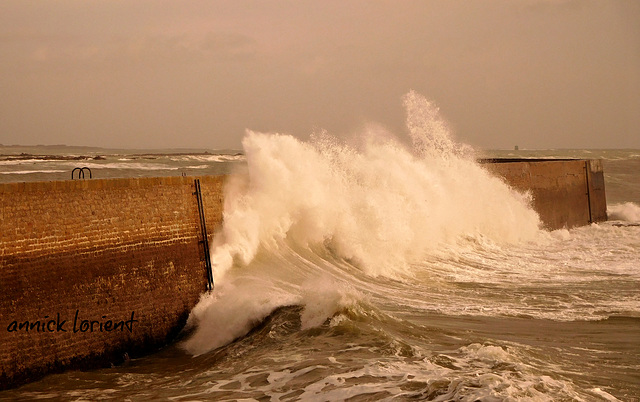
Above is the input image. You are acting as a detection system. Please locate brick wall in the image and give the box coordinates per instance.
[0,175,224,389]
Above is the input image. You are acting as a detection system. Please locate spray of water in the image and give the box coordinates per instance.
[608,202,640,222]
[181,91,541,355]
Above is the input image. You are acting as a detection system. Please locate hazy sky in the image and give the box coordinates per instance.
[1,0,638,150]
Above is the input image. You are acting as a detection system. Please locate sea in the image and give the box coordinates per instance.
[1,93,639,401]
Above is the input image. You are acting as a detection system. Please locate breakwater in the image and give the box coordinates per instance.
[0,159,607,389]
[1,176,224,389]
[481,159,607,229]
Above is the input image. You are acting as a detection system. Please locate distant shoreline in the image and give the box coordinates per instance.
[0,144,243,156]
[0,151,244,162]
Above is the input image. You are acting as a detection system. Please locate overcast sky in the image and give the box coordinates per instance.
[1,0,638,150]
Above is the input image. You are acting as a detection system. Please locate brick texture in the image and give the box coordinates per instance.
[0,175,224,389]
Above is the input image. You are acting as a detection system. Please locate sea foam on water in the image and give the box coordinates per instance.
[608,202,640,222]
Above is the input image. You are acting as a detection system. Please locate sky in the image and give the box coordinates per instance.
[0,0,638,150]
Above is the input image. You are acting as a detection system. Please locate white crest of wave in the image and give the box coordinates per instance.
[211,91,539,280]
[181,91,541,355]
[608,202,640,222]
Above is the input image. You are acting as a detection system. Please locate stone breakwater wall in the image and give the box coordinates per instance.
[0,159,607,389]
[0,176,224,389]
[481,159,607,229]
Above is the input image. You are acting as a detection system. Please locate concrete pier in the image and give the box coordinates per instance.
[481,158,607,229]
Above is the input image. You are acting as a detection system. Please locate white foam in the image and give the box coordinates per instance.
[210,92,540,282]
[184,341,592,401]
[0,159,53,165]
[0,170,66,175]
[400,221,640,321]
[170,154,246,163]
[588,388,623,401]
[608,202,640,222]
[182,275,300,355]
[72,161,179,170]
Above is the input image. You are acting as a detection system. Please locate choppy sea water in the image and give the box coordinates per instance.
[1,94,639,401]
[0,146,244,183]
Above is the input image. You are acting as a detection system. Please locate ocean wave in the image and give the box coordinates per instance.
[182,93,639,387]
[63,161,181,171]
[0,169,66,175]
[184,305,615,402]
[0,159,58,165]
[170,154,246,163]
[183,91,542,355]
[210,92,540,282]
[608,202,640,222]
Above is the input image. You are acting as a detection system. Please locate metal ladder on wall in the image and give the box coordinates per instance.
[194,179,214,291]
